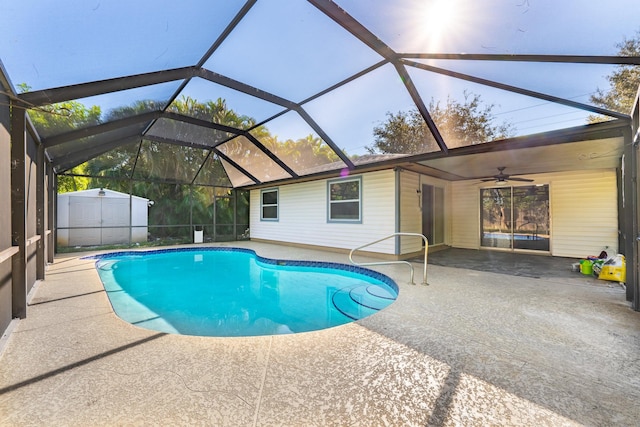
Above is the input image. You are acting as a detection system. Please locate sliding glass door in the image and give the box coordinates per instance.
[480,185,550,252]
[480,187,513,249]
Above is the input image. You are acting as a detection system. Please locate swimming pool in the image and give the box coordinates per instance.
[89,247,398,337]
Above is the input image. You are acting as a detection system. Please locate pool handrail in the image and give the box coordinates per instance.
[349,233,428,285]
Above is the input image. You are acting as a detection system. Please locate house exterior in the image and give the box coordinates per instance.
[57,188,150,247]
[250,131,622,261]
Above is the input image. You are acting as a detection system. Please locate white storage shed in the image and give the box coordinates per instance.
[57,188,150,246]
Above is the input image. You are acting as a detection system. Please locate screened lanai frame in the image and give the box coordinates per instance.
[3,0,636,191]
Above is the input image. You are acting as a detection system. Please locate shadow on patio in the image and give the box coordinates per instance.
[1,242,639,426]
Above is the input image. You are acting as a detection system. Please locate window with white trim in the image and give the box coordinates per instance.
[260,188,278,221]
[328,177,361,222]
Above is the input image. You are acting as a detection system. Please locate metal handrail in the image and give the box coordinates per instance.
[349,232,428,285]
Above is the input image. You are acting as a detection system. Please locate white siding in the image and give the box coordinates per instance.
[550,169,618,257]
[451,181,480,249]
[252,168,618,259]
[399,171,421,254]
[250,170,397,254]
[450,169,618,257]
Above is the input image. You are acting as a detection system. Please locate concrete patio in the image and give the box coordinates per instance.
[1,241,639,426]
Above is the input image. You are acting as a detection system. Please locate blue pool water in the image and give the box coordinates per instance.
[483,232,545,241]
[90,248,398,337]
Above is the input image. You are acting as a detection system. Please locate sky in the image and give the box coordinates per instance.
[0,0,639,155]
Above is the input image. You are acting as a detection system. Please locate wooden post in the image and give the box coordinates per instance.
[10,102,27,319]
[36,142,45,280]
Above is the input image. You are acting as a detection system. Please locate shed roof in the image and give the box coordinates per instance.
[58,188,149,201]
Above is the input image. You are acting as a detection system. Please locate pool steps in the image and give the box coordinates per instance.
[332,284,396,320]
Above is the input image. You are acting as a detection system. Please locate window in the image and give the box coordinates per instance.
[328,177,361,222]
[261,188,278,221]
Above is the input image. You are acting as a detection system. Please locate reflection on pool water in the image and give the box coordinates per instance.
[89,248,398,337]
[483,232,546,241]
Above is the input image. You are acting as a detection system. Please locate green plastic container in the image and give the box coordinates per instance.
[580,259,593,275]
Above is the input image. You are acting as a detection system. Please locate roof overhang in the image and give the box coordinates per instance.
[243,119,628,189]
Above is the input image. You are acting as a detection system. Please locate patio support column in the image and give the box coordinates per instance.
[621,126,635,305]
[233,190,237,241]
[10,101,27,319]
[629,112,640,310]
[189,185,193,242]
[47,165,55,264]
[52,173,58,256]
[36,141,45,280]
[128,180,133,246]
[213,192,217,242]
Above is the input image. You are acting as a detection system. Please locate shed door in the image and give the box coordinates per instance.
[68,196,131,246]
[68,196,101,246]
[101,198,130,244]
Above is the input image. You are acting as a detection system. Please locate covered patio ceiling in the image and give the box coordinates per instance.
[410,121,627,182]
[1,0,638,188]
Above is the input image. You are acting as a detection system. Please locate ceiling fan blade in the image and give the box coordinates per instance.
[507,177,534,182]
[478,167,533,183]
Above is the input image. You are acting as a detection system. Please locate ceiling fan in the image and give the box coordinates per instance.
[480,167,534,183]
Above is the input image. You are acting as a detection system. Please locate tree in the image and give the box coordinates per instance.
[367,91,513,154]
[57,168,90,193]
[18,83,102,138]
[590,29,640,116]
[18,83,101,193]
[368,109,428,154]
[260,133,341,174]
